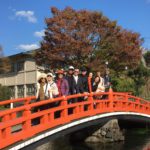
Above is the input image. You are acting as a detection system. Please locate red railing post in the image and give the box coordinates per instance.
[88,92,94,112]
[2,114,10,122]
[79,102,84,113]
[2,114,11,138]
[87,77,94,111]
[88,77,92,93]
[123,93,129,111]
[61,96,68,119]
[22,106,31,131]
[49,111,54,122]
[24,97,31,105]
[125,93,128,101]
[109,87,114,112]
[10,112,16,120]
[41,113,48,124]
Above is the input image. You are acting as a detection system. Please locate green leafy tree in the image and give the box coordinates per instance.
[144,51,150,67]
[111,76,136,94]
[0,84,11,101]
[128,62,150,96]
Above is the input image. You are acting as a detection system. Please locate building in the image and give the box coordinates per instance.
[0,49,45,98]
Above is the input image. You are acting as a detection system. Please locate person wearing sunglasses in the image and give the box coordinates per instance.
[46,73,59,99]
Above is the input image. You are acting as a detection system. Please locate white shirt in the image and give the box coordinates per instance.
[99,77,104,86]
[96,77,105,92]
[45,81,59,98]
[73,75,78,84]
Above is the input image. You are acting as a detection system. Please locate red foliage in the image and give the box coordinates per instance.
[35,7,142,71]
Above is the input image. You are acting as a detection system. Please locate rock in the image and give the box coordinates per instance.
[120,135,125,141]
[105,131,113,138]
[85,136,100,143]
[101,130,107,136]
[85,119,124,143]
[113,122,119,129]
[93,130,101,136]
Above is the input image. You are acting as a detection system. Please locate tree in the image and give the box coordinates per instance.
[0,45,11,74]
[128,62,150,96]
[94,30,143,72]
[111,76,136,94]
[144,51,150,67]
[35,7,142,72]
[0,84,11,101]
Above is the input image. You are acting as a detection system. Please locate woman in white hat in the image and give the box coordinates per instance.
[36,73,47,101]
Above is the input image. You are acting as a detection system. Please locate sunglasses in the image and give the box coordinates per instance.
[47,75,52,77]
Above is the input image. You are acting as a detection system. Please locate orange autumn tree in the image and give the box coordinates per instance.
[35,7,143,71]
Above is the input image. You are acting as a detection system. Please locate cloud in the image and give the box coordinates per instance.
[17,44,40,51]
[34,30,45,38]
[15,10,37,23]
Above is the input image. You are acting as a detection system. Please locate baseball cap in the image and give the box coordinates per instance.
[69,66,74,70]
[47,73,54,78]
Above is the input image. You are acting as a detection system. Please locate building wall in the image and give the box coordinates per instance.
[26,60,36,71]
[0,58,40,98]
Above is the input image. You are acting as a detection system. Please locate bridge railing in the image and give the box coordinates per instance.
[0,91,111,149]
[0,88,150,149]
[0,96,36,110]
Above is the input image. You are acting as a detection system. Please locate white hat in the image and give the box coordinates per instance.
[69,66,74,70]
[47,72,54,78]
[37,73,47,82]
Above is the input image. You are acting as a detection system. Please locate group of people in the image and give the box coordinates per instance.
[36,66,111,103]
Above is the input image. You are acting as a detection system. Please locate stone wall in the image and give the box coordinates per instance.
[85,119,124,143]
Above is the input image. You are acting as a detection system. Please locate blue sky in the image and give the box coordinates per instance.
[0,0,150,56]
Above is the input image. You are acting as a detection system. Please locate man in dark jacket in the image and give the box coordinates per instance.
[80,67,88,93]
[71,68,84,102]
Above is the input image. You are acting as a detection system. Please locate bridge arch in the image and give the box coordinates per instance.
[6,112,150,150]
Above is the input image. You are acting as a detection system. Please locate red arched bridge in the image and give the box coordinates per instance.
[0,85,150,149]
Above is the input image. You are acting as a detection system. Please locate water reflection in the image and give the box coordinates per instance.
[35,130,150,150]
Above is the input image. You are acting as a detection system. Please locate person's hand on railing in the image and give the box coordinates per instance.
[83,92,89,100]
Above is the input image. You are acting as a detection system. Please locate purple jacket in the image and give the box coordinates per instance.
[56,78,69,96]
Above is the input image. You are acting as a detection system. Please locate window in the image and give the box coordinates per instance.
[9,86,15,98]
[17,61,24,72]
[17,85,24,98]
[9,63,15,73]
[26,84,35,96]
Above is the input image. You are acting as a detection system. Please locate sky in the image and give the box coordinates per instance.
[0,0,150,56]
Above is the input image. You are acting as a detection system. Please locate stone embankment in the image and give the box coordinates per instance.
[85,119,124,143]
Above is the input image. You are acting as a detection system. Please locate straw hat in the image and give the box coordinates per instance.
[37,73,47,82]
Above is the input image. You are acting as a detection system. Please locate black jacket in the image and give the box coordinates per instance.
[81,75,88,92]
[71,75,84,94]
[66,75,74,94]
